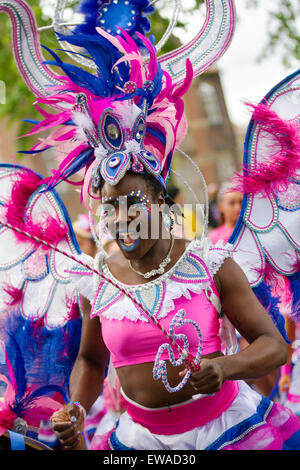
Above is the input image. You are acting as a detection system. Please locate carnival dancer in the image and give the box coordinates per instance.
[1,0,299,451]
[41,28,299,449]
[51,173,299,450]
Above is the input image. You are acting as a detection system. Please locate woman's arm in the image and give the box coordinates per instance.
[51,295,110,449]
[68,296,110,413]
[186,258,288,394]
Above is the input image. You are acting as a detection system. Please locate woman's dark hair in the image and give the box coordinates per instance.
[166,184,180,201]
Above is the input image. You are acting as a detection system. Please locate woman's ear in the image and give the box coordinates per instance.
[157,192,166,206]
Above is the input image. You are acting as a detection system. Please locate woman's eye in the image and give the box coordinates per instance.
[128,202,148,216]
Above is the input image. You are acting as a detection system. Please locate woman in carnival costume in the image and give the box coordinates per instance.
[0,0,300,451]
[209,180,243,246]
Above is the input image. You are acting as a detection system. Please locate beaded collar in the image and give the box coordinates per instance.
[67,239,233,323]
[92,240,232,322]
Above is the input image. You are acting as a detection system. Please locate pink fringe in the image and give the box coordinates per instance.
[233,102,300,196]
[65,296,80,321]
[254,261,282,288]
[30,316,46,334]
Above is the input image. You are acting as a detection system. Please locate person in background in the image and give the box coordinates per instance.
[167,184,202,240]
[209,181,243,246]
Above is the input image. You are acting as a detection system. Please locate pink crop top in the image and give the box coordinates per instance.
[69,240,232,369]
[100,286,222,368]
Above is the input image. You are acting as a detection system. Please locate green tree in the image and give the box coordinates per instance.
[246,0,300,67]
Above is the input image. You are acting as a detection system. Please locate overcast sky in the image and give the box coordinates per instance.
[219,2,297,128]
[172,1,298,128]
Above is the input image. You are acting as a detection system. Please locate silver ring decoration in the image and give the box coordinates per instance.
[152,309,203,393]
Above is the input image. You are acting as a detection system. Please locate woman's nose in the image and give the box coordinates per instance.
[115,202,131,224]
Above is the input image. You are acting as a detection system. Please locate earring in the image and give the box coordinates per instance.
[162,212,173,232]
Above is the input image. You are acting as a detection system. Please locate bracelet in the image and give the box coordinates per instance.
[281,364,292,376]
[70,401,87,418]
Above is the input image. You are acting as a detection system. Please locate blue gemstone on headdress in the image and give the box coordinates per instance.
[108,156,121,168]
[101,152,131,185]
[143,80,155,92]
[74,0,155,38]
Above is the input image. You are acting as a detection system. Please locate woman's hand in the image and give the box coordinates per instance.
[179,358,224,395]
[279,374,291,393]
[50,403,86,450]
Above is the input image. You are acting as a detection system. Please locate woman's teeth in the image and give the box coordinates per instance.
[119,232,135,241]
[123,237,135,246]
[118,233,140,251]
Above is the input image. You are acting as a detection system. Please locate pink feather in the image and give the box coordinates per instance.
[233,102,300,196]
[3,172,68,248]
[2,284,23,306]
[23,29,194,195]
[65,295,80,321]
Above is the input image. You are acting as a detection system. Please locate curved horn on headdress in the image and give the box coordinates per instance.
[158,0,236,85]
[0,0,61,99]
[1,0,236,96]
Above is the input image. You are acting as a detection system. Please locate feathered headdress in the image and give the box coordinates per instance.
[22,28,192,206]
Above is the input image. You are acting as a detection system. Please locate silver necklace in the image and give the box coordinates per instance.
[128,234,175,279]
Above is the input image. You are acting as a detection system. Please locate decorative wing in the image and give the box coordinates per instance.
[229,70,300,336]
[0,163,87,391]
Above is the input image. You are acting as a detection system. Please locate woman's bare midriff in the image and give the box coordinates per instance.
[116,351,223,409]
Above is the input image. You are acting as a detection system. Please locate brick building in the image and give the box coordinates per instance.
[173,67,242,205]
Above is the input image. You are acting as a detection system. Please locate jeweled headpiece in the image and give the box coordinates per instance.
[6,0,235,212]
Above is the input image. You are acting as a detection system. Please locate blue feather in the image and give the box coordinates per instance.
[30,384,69,404]
[252,282,290,343]
[42,33,128,97]
[43,148,94,191]
[7,334,27,400]
[22,119,40,125]
[73,0,100,36]
[17,147,52,155]
[0,310,81,392]
[73,0,154,37]
[289,272,300,322]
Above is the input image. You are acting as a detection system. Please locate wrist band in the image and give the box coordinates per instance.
[281,364,292,376]
[70,401,87,418]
